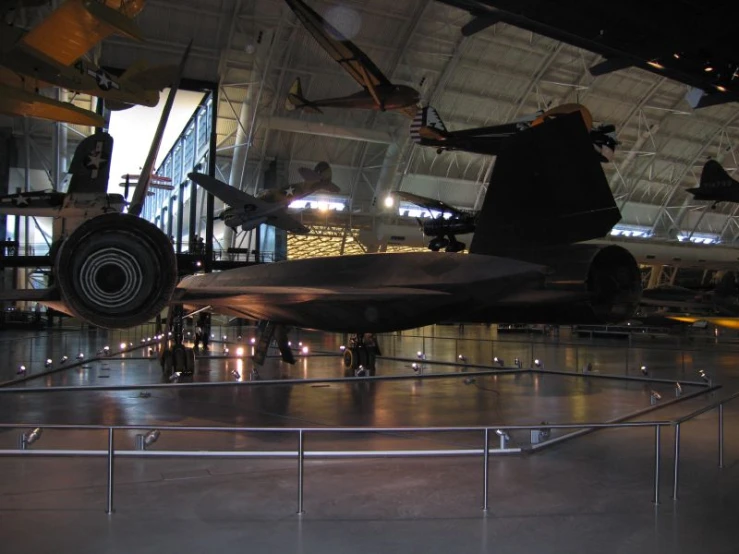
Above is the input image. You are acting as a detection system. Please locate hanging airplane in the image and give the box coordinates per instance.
[189,162,340,235]
[435,0,739,109]
[411,103,618,162]
[0,110,643,376]
[0,0,176,126]
[394,191,476,253]
[283,0,419,116]
[686,160,739,208]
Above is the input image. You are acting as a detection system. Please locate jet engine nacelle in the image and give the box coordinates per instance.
[479,244,642,324]
[54,213,177,329]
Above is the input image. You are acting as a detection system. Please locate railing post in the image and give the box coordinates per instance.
[106,427,115,514]
[653,425,661,505]
[672,423,681,501]
[719,403,724,469]
[483,428,489,513]
[297,430,304,515]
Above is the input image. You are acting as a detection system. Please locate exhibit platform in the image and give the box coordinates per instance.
[0,324,738,553]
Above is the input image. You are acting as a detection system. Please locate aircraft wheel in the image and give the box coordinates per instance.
[356,347,369,370]
[172,344,188,373]
[161,350,174,379]
[184,348,196,375]
[445,240,466,253]
[343,349,354,369]
[429,237,449,251]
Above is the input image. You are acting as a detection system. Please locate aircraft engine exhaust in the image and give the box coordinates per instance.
[55,213,177,329]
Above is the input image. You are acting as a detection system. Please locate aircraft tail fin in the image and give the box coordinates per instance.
[410,106,448,143]
[469,111,620,256]
[67,132,114,195]
[699,160,738,190]
[285,78,323,114]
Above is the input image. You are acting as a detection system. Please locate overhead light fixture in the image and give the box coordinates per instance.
[235,347,245,357]
[412,362,421,373]
[45,358,52,368]
[715,84,728,92]
[704,64,714,73]
[673,52,681,59]
[493,356,504,367]
[301,345,309,355]
[77,353,85,360]
[675,382,683,397]
[533,359,542,368]
[384,195,395,208]
[640,365,648,376]
[231,369,240,379]
[60,355,68,364]
[355,366,366,377]
[16,365,26,375]
[699,369,711,384]
[514,357,522,369]
[458,354,467,363]
[647,59,664,70]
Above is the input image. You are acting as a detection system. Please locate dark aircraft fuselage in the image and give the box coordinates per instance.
[314,84,419,111]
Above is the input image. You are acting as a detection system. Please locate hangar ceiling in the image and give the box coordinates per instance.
[7,0,739,251]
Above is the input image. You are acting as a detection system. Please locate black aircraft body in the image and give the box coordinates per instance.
[435,0,739,108]
[0,110,642,375]
[411,104,618,162]
[686,160,739,208]
[395,191,476,253]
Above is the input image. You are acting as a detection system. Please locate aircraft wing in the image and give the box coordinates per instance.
[284,0,392,88]
[189,172,273,211]
[20,0,145,67]
[189,172,310,235]
[0,84,105,126]
[436,0,739,108]
[396,191,467,218]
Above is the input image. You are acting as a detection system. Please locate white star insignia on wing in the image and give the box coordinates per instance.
[14,195,29,207]
[283,186,296,197]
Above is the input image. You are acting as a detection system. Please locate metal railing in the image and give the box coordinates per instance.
[1,389,735,515]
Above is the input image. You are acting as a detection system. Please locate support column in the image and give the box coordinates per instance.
[223,83,255,250]
[371,142,400,215]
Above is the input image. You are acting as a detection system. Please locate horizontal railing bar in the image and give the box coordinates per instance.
[0,422,674,432]
[0,447,523,458]
[675,390,739,424]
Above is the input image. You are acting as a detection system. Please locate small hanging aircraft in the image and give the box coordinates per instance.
[189,162,340,234]
[686,160,739,208]
[411,103,618,162]
[394,191,476,253]
[0,0,176,126]
[283,0,419,116]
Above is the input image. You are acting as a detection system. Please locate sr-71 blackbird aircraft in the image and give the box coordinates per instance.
[435,0,739,109]
[394,191,476,253]
[283,0,419,116]
[686,160,739,208]
[189,162,340,235]
[0,0,175,126]
[411,103,618,162]
[0,111,642,373]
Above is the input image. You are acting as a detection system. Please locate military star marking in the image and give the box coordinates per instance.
[14,195,29,207]
[85,142,107,179]
[283,186,296,197]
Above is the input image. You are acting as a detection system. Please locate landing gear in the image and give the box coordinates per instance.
[428,237,449,252]
[445,239,465,253]
[160,305,196,380]
[343,333,381,376]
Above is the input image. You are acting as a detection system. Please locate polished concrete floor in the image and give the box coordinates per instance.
[0,323,738,553]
